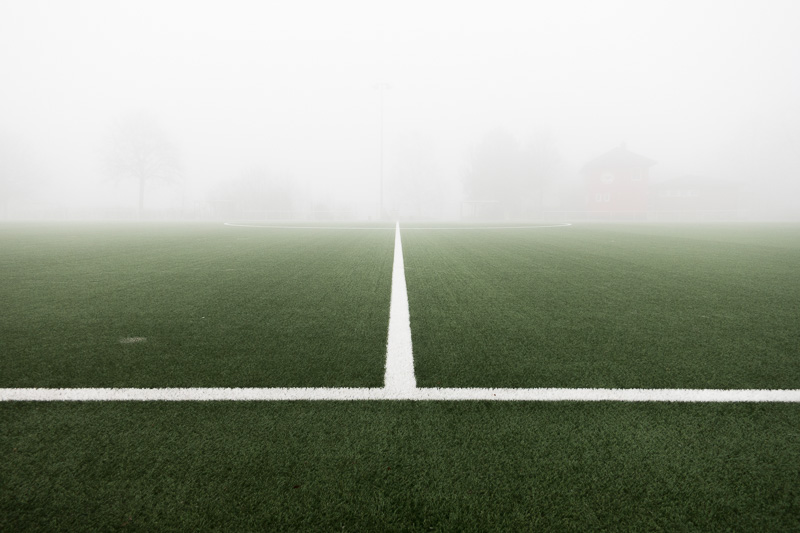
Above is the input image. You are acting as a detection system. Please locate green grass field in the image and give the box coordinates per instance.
[403,223,800,389]
[1,223,394,387]
[2,222,799,530]
[3,402,799,531]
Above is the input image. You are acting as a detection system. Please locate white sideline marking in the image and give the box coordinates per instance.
[0,388,386,401]
[384,222,417,395]
[3,220,798,403]
[2,388,799,402]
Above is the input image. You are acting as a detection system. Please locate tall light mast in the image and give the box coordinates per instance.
[375,82,390,219]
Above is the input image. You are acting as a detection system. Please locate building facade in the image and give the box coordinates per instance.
[582,145,656,220]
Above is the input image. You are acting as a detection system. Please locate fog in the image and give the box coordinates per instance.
[2,0,799,221]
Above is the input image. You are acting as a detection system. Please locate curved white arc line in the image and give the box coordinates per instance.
[223,223,394,230]
[399,223,573,230]
[223,223,572,230]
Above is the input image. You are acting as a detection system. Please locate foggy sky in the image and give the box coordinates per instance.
[1,0,799,219]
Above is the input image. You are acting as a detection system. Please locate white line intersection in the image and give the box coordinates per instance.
[2,222,798,402]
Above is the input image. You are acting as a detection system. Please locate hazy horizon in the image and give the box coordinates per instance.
[2,0,799,221]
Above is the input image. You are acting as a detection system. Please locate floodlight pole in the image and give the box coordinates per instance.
[375,82,390,220]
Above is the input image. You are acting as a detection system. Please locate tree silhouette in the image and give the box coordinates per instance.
[105,113,181,218]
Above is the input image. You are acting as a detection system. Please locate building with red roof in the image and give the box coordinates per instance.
[582,145,656,220]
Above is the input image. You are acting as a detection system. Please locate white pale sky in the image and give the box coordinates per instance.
[1,0,798,215]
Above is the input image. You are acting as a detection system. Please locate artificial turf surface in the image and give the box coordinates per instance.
[402,223,800,389]
[2,402,798,531]
[0,223,395,388]
[2,221,799,530]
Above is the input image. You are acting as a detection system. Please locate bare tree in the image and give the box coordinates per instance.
[105,112,181,219]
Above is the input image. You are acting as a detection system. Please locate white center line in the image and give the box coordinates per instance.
[383,221,417,396]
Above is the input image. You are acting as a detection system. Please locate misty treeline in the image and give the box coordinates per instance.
[3,1,799,222]
[95,112,564,221]
[3,109,800,221]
